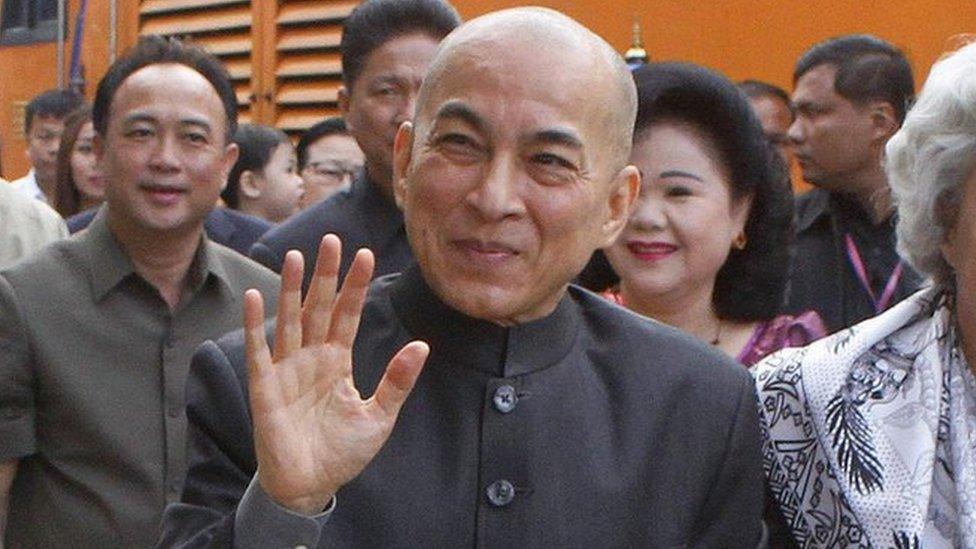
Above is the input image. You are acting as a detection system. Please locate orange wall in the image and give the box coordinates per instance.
[1,1,973,181]
[455,1,974,89]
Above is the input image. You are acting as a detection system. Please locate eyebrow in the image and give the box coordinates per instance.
[434,101,488,134]
[530,128,583,150]
[658,169,704,182]
[123,113,213,133]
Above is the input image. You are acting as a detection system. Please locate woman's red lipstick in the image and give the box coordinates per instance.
[626,240,677,261]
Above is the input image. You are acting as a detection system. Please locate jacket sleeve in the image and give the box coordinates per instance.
[690,372,765,548]
[248,240,284,275]
[156,337,257,548]
[0,274,36,461]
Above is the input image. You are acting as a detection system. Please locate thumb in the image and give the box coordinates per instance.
[372,341,430,418]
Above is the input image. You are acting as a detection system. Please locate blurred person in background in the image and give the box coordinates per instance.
[10,89,84,202]
[53,107,106,221]
[757,39,976,547]
[785,35,922,333]
[739,79,794,167]
[222,124,304,224]
[604,63,825,367]
[297,117,364,209]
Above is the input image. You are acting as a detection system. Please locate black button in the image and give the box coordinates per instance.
[167,405,180,418]
[164,334,176,349]
[492,385,518,414]
[486,480,515,507]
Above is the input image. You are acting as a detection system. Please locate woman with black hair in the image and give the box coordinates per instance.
[604,62,825,366]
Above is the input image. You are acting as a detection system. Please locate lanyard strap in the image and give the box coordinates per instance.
[844,233,904,314]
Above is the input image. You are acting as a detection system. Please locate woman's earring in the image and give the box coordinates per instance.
[732,232,747,250]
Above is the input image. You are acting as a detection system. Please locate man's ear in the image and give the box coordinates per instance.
[598,164,641,248]
[869,101,899,141]
[220,142,239,186]
[392,122,414,210]
[239,170,262,200]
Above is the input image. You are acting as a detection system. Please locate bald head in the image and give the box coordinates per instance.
[416,7,637,169]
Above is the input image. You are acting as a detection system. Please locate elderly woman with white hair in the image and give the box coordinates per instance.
[756,41,976,548]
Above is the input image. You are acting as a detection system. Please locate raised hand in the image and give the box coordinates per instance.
[243,235,429,515]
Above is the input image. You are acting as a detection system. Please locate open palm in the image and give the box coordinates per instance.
[243,235,429,514]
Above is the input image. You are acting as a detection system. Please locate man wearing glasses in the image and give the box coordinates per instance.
[296,117,364,210]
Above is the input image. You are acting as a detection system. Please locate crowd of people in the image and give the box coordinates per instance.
[0,0,974,547]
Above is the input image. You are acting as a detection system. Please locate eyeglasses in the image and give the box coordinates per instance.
[302,162,360,182]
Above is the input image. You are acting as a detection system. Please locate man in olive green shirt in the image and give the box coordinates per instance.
[0,37,279,547]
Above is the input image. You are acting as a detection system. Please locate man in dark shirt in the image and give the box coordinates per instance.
[785,35,922,333]
[160,7,765,548]
[249,0,461,292]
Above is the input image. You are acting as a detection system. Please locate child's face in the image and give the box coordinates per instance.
[259,142,305,223]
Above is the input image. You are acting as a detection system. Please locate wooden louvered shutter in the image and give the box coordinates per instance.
[137,0,257,124]
[271,1,357,134]
[129,0,355,133]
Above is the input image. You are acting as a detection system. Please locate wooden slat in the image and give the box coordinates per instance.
[276,108,343,132]
[277,2,357,25]
[223,58,253,81]
[140,10,250,36]
[141,0,247,16]
[276,54,342,78]
[190,34,251,56]
[277,27,342,52]
[275,87,340,106]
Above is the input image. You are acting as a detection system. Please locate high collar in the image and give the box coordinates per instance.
[389,265,581,378]
[78,206,233,305]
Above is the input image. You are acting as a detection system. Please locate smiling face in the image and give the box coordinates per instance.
[70,121,105,203]
[98,63,238,237]
[341,33,440,195]
[605,121,750,306]
[394,32,638,325]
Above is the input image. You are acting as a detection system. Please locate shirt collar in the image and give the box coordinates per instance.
[79,206,234,304]
[795,188,832,233]
[389,264,581,378]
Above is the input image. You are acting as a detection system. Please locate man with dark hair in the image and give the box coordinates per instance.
[11,89,83,202]
[250,0,462,293]
[160,8,764,548]
[0,36,279,546]
[784,34,922,332]
[297,117,363,209]
[739,79,794,165]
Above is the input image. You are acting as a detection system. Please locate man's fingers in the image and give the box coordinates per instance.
[302,235,341,345]
[327,248,375,351]
[372,341,430,418]
[274,250,305,361]
[244,290,280,415]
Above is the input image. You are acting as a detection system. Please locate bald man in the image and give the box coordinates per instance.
[159,8,764,548]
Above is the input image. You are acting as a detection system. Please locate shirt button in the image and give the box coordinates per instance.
[167,405,181,418]
[492,385,518,414]
[164,334,176,349]
[486,479,515,507]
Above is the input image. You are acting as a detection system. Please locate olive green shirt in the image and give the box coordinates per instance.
[0,209,279,547]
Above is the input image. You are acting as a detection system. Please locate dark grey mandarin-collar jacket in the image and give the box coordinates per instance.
[159,266,764,548]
